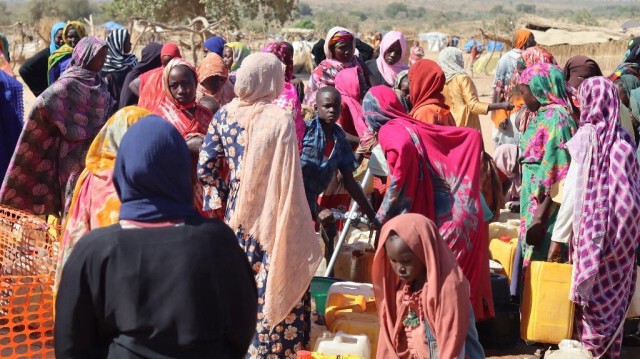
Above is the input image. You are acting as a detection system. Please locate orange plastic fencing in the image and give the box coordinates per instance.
[0,206,59,359]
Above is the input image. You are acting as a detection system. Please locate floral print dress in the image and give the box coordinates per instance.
[197,108,311,358]
[518,63,577,267]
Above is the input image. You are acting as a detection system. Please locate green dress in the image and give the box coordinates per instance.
[518,63,577,266]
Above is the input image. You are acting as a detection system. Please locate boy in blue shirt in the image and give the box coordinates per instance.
[301,86,377,257]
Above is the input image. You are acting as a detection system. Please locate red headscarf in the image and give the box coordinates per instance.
[155,58,211,137]
[408,59,455,126]
[373,213,471,359]
[161,43,182,58]
[138,43,182,112]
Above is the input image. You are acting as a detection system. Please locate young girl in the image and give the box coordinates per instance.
[372,213,484,359]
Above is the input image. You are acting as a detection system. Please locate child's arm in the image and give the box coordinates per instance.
[342,170,376,224]
[344,132,360,146]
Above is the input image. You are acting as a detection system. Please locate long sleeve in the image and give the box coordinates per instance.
[197,112,229,211]
[551,161,578,244]
[55,236,110,359]
[459,75,490,116]
[18,48,49,97]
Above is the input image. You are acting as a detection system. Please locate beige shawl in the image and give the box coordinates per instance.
[227,53,323,327]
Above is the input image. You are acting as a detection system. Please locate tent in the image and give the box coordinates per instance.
[486,41,504,52]
[464,39,484,53]
[472,52,501,75]
[104,21,125,32]
[419,32,448,52]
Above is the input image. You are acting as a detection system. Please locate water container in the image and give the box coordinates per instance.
[521,261,574,344]
[325,292,375,327]
[477,273,519,349]
[327,282,375,301]
[333,242,375,283]
[311,277,343,313]
[314,331,371,359]
[489,222,519,240]
[297,350,365,359]
[324,282,376,327]
[329,312,380,359]
[489,237,518,281]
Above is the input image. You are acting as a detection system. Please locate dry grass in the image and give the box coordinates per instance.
[544,39,628,74]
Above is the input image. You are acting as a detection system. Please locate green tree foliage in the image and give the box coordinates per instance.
[384,2,408,19]
[294,19,315,29]
[103,0,296,28]
[27,0,92,23]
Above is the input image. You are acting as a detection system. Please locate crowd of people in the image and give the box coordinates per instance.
[0,21,639,359]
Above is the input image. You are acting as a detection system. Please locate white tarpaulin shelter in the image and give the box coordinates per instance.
[419,32,448,52]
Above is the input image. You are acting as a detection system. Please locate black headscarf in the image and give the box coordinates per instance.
[119,42,163,108]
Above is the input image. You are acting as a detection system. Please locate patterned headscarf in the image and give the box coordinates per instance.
[611,37,640,82]
[438,47,467,83]
[49,22,66,54]
[48,21,88,74]
[520,62,570,108]
[162,58,198,110]
[363,85,412,132]
[102,28,137,73]
[509,46,557,92]
[262,41,293,82]
[63,21,87,46]
[225,42,251,71]
[623,37,640,65]
[324,27,356,60]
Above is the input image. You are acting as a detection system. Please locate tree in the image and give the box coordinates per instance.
[294,19,315,29]
[27,0,92,23]
[0,1,12,25]
[294,2,313,17]
[103,0,297,29]
[58,0,92,21]
[384,2,408,19]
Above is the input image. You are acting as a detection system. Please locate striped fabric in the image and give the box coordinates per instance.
[569,76,640,359]
[102,28,137,73]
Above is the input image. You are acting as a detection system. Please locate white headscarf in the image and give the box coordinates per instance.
[438,47,467,83]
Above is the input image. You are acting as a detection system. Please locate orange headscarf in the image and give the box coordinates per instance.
[513,29,532,50]
[408,59,456,126]
[373,214,471,359]
[196,52,228,84]
[196,52,235,105]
